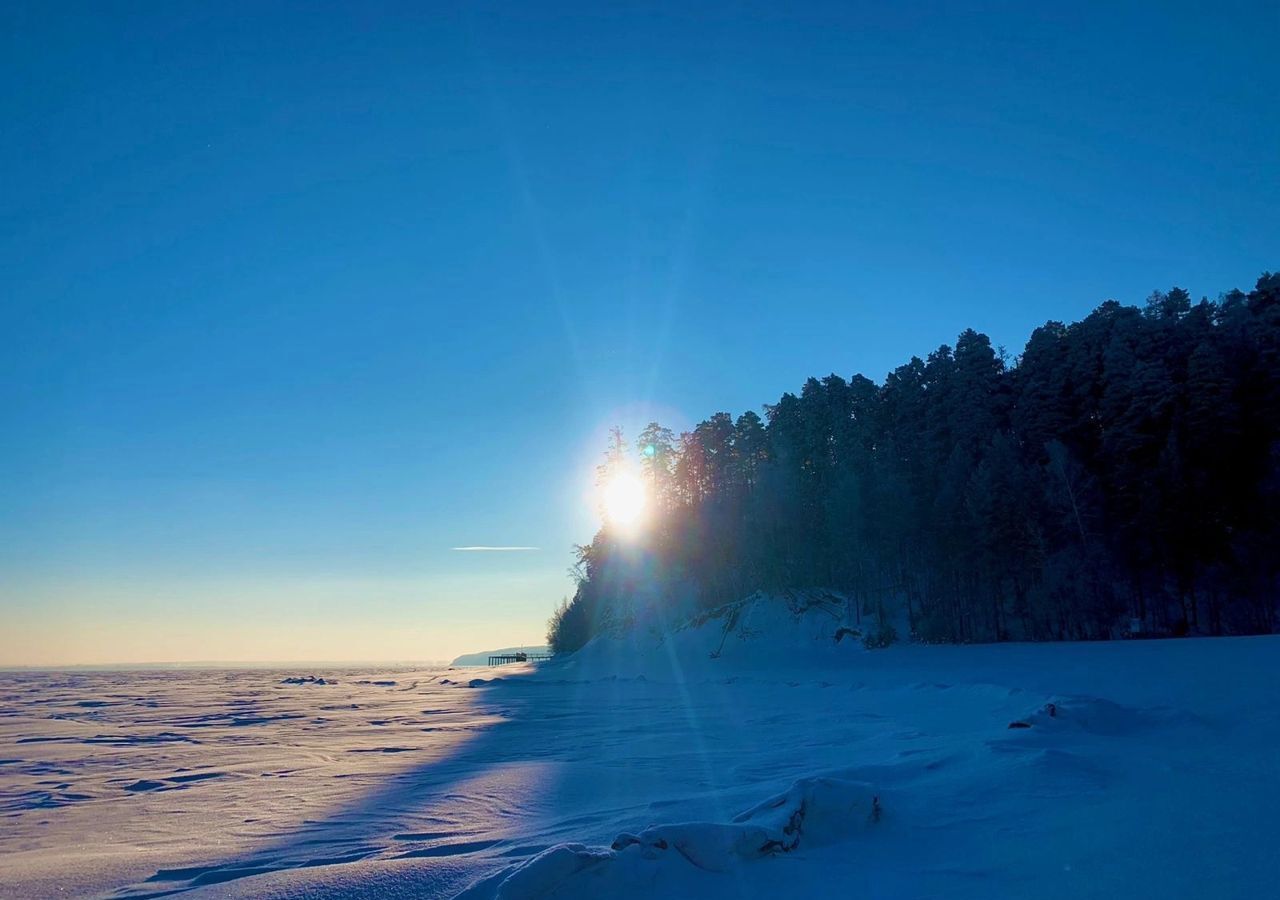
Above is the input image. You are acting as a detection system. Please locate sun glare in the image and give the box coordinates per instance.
[603,471,647,529]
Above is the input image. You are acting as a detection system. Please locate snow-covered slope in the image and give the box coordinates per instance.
[3,600,1276,899]
[445,597,1280,899]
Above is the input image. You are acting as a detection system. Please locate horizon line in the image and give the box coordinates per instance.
[0,659,456,671]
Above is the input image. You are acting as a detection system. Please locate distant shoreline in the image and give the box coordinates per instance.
[0,660,452,672]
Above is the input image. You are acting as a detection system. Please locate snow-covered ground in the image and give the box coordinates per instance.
[3,596,1278,899]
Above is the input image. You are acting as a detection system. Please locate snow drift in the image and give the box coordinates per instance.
[462,776,880,899]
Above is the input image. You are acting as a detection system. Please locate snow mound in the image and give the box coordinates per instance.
[1009,695,1189,735]
[485,845,615,899]
[613,776,879,869]
[467,776,880,898]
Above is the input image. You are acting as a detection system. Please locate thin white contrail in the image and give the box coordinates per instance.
[450,546,540,552]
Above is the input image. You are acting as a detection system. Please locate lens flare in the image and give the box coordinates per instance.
[603,472,647,529]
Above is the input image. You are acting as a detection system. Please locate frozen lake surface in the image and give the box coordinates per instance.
[0,667,506,898]
[3,607,1279,899]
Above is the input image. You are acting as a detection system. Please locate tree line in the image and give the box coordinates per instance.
[549,272,1280,653]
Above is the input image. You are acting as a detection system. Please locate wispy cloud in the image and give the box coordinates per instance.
[451,546,540,552]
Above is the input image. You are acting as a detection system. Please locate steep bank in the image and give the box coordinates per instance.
[456,609,1278,899]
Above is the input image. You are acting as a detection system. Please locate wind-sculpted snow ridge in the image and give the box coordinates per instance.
[1005,694,1194,735]
[459,776,881,899]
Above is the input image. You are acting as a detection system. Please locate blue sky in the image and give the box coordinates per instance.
[2,1,1277,664]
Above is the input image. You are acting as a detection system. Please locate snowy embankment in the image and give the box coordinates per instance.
[3,595,1277,899]
[441,595,1280,900]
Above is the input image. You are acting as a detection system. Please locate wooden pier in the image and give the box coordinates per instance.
[487,652,552,666]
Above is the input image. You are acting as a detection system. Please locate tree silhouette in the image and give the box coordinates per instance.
[550,272,1280,652]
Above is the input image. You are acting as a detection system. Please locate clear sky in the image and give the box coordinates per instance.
[2,1,1277,665]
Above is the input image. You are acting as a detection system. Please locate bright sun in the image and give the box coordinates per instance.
[603,471,647,529]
